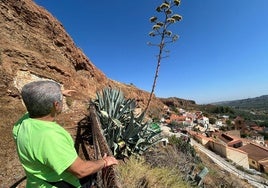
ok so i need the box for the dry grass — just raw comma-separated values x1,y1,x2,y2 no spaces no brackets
117,156,190,188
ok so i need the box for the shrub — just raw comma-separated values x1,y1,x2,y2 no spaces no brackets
118,156,189,188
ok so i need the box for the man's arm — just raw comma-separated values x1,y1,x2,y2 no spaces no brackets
67,155,118,178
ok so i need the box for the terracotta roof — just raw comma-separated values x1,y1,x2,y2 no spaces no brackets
227,139,242,147
193,132,213,141
169,114,186,121
259,157,268,166
218,133,234,143
251,126,264,132
239,143,268,161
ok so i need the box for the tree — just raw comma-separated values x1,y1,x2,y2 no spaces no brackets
209,117,216,125
226,119,232,126
144,0,182,114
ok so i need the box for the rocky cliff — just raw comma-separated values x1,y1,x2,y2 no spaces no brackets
0,0,167,186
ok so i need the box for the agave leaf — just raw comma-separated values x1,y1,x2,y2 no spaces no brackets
113,142,119,156
113,98,123,118
135,137,146,148
117,99,134,119
146,131,160,142
100,110,109,118
96,91,104,109
128,99,136,109
111,118,122,127
122,148,129,158
124,123,141,140
111,89,122,116
123,114,135,136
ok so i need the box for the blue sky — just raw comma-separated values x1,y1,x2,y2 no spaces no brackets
34,0,268,104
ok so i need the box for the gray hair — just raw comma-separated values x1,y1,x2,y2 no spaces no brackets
21,80,62,118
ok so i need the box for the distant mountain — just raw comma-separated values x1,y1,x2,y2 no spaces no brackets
211,95,268,111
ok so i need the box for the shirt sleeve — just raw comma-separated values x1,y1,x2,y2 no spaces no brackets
38,128,78,175
13,113,29,141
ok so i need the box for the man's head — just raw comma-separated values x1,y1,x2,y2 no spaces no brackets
21,80,63,118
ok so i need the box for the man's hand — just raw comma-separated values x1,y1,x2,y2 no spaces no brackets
102,153,119,167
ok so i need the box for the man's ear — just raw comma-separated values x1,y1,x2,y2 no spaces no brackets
53,101,62,112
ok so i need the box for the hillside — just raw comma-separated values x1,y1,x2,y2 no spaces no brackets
212,95,268,112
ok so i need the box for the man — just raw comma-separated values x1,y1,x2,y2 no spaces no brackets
13,80,118,187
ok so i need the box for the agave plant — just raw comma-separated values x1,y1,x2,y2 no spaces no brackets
93,87,163,159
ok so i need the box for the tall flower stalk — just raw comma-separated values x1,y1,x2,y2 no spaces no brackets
144,0,182,114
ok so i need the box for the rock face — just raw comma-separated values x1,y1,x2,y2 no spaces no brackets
160,97,196,108
0,0,166,186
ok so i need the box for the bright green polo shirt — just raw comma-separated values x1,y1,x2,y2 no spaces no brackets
13,113,81,187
